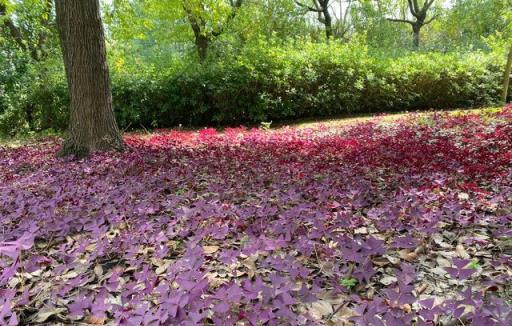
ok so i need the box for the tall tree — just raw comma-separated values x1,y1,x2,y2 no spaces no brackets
295,0,334,39
55,0,124,157
387,0,438,48
183,0,244,62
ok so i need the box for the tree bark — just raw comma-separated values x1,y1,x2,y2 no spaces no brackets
387,0,436,49
322,7,333,40
412,24,421,49
55,0,124,157
184,1,243,63
295,0,333,41
502,45,512,103
195,35,209,63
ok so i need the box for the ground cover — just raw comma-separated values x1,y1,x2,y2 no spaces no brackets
1,107,511,325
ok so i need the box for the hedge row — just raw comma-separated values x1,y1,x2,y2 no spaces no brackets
0,44,505,135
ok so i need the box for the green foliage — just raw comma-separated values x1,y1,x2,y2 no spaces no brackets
1,0,510,136
468,260,481,270
0,56,68,136
1,41,504,135
339,277,358,290
440,0,510,49
107,41,503,130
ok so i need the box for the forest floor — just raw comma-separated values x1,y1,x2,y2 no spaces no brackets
1,106,511,325
0,107,501,148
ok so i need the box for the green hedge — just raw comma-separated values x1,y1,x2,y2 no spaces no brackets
1,43,505,135
112,45,503,129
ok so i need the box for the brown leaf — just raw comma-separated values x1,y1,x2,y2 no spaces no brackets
379,275,397,286
242,255,258,278
456,244,470,259
415,283,428,295
85,315,106,325
203,245,220,255
372,256,390,267
414,245,426,255
432,233,452,249
94,265,103,278
436,256,452,268
458,192,469,200
354,227,368,235
309,300,333,320
399,249,417,262
385,255,401,265
332,305,356,324
155,261,172,275
34,307,66,323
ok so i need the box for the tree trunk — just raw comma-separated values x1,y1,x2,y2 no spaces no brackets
412,24,421,49
55,0,124,157
502,45,512,103
323,9,333,40
195,35,209,63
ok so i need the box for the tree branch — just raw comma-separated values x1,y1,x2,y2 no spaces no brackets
212,0,244,37
387,18,414,25
407,0,418,17
182,4,203,39
295,0,322,12
423,13,439,25
411,0,421,13
33,0,54,61
0,3,27,51
425,0,436,10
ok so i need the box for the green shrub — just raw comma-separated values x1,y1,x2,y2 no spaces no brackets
0,57,69,136
1,42,505,135
109,43,502,129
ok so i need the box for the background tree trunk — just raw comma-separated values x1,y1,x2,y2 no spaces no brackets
413,24,421,48
55,0,124,157
323,7,333,40
195,35,209,63
502,45,512,103
387,0,437,49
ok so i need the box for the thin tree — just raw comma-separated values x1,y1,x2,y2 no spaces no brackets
331,0,353,40
502,44,512,103
295,0,334,39
55,0,124,157
387,0,438,48
184,0,244,63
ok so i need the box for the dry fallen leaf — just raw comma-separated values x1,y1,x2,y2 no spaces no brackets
399,249,417,262
85,315,107,325
309,300,334,320
380,275,398,286
456,244,470,259
94,265,103,278
432,233,452,249
458,192,470,200
415,283,428,295
436,256,452,268
203,245,220,254
242,255,258,278
34,307,66,323
372,256,390,267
